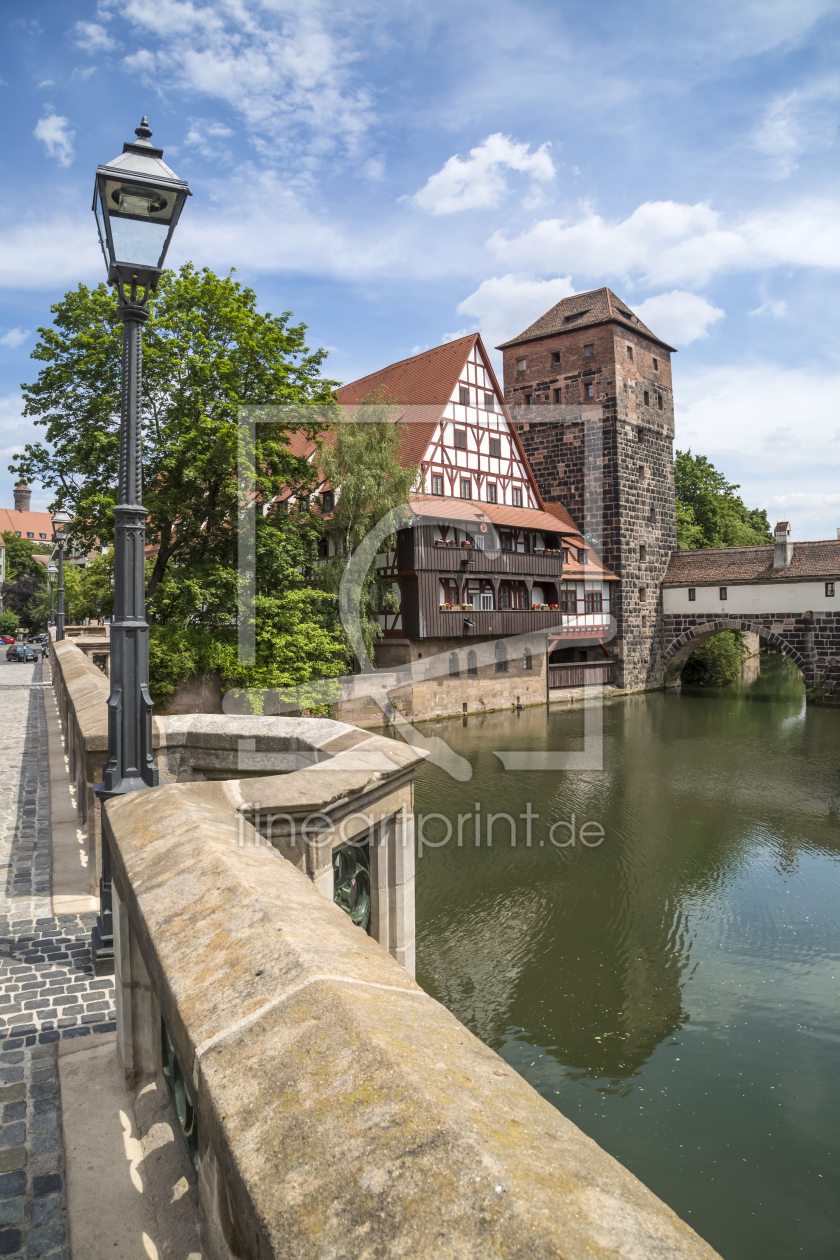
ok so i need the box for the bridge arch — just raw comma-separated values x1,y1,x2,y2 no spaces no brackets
663,619,812,688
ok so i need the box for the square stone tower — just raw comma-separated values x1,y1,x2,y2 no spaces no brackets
498,287,677,690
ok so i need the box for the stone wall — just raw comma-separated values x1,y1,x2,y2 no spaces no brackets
105,783,723,1260
662,612,840,692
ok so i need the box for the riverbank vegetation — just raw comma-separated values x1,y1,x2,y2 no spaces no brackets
682,631,749,686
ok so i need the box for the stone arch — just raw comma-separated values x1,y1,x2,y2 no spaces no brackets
662,620,811,688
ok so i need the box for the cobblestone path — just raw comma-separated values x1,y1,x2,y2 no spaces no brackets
0,655,115,1258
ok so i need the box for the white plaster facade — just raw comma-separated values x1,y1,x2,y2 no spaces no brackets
663,580,837,616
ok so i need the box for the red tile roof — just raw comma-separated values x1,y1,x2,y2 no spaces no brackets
0,508,54,543
663,541,840,585
497,286,676,353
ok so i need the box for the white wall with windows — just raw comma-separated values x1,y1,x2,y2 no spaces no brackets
663,581,838,615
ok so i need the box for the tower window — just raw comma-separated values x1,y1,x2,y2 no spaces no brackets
454,428,467,449
641,614,647,628
525,394,533,406
584,343,594,357
484,392,495,410
688,588,696,601
649,505,656,521
554,387,562,403
638,464,647,481
720,587,728,600
585,383,594,399
513,487,522,507
639,586,647,602
517,359,527,371
639,544,646,561
637,427,644,442
432,474,444,496
489,437,501,458
460,478,471,499
626,345,633,361
459,386,469,406
551,352,561,365
657,394,663,411
653,357,659,371
827,582,835,597
643,390,650,406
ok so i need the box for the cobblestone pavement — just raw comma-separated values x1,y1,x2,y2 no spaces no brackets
0,654,115,1258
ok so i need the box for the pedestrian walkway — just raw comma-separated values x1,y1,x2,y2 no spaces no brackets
0,654,115,1259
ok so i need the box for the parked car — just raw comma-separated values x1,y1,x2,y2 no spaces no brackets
5,643,38,663
0,636,15,645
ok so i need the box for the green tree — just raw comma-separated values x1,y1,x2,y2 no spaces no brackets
674,451,774,549
2,532,51,583
682,631,748,686
318,406,418,664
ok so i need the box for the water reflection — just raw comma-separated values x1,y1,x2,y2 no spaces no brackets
414,654,840,1260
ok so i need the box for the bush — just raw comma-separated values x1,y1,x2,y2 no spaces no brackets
682,631,747,686
0,611,19,635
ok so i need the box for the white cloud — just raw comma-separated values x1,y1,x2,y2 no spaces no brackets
71,21,116,53
33,114,75,167
410,134,555,216
0,216,102,289
0,330,30,350
749,299,787,317
489,198,840,287
633,291,724,346
183,117,233,159
455,273,575,360
71,67,97,82
753,77,840,178
116,0,374,161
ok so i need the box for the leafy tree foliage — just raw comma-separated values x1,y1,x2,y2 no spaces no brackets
1,532,51,583
682,631,749,686
675,451,773,549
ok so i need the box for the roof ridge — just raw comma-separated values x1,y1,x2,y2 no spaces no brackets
339,335,477,391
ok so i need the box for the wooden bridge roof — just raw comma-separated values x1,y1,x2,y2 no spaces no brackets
663,540,840,585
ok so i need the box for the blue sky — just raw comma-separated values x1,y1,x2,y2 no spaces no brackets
2,0,840,537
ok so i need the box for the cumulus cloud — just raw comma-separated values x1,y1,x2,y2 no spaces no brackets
183,117,234,159
633,291,724,345
0,329,31,350
409,134,555,216
488,198,840,287
454,273,576,360
115,0,374,161
0,215,101,289
72,21,117,53
33,114,75,167
749,299,787,318
753,77,840,178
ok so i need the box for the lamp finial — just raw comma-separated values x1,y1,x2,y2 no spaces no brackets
135,116,153,142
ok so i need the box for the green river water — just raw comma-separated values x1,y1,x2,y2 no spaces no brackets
413,654,840,1260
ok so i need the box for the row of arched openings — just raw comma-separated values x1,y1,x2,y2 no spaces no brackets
448,644,533,677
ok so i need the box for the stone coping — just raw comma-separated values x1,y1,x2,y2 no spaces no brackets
104,784,721,1260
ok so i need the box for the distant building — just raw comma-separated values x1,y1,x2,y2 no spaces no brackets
0,484,54,546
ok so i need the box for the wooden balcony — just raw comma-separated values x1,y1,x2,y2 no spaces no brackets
549,661,615,689
397,527,563,579
415,603,565,640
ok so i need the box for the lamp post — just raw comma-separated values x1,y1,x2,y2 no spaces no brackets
90,118,191,967
47,564,58,627
51,513,71,642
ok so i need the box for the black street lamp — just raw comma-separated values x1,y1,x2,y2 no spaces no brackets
47,563,58,627
51,512,71,642
91,118,191,967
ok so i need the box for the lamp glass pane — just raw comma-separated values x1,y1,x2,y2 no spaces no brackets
109,216,169,267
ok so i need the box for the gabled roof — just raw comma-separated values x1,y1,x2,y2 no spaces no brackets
663,540,840,585
0,508,54,542
496,287,677,353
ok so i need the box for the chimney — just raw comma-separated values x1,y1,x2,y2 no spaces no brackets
13,484,31,513
774,521,793,569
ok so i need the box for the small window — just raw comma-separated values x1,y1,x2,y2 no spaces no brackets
584,591,602,613
638,464,647,481
643,390,650,406
827,582,836,597
585,383,594,399
649,505,656,522
523,647,533,670
39,533,46,539
489,437,501,458
460,478,471,499
15,531,20,537
639,544,646,561
484,392,495,410
467,649,478,676
551,352,561,365
584,344,594,357
554,387,562,403
639,586,647,602
449,652,459,678
578,548,587,564
637,427,644,442
652,357,659,371
487,483,497,504
495,641,507,674
641,614,647,629
688,588,696,601
27,532,33,538
321,490,334,512
626,345,634,361
720,587,727,601
512,487,522,507
517,358,527,371
525,394,532,407
657,393,663,411
432,474,444,496
454,428,467,449
459,386,469,406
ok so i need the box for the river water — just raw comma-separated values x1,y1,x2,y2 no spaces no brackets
413,654,840,1260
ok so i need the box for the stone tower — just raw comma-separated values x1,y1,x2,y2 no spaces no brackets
498,287,677,690
13,484,31,513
